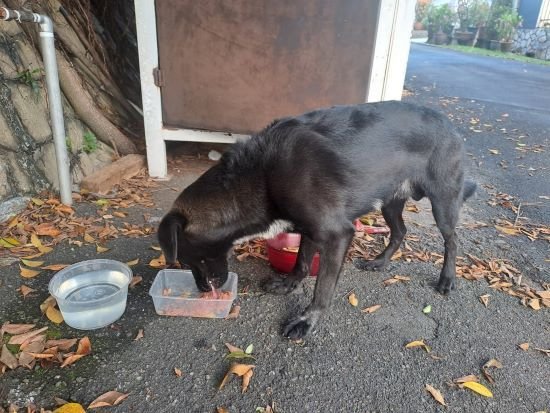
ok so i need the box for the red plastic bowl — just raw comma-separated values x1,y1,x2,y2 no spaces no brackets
266,233,320,277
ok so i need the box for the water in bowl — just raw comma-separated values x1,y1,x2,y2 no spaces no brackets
57,269,128,329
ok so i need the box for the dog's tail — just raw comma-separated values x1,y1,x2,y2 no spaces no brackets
463,180,477,201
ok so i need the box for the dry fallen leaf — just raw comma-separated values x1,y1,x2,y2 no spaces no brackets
52,403,86,413
40,296,57,315
46,338,77,351
495,225,521,236
130,275,142,288
96,244,110,253
35,223,61,237
0,236,20,248
479,294,490,308
46,306,64,324
20,265,41,279
348,292,359,307
219,363,255,392
17,285,36,298
425,384,446,406
88,391,129,409
242,368,254,393
488,149,500,155
61,336,91,368
83,233,95,243
405,340,431,353
528,298,541,310
174,367,183,377
518,342,529,351
31,233,52,254
217,408,229,413
20,259,44,268
384,275,411,286
462,381,493,398
225,343,244,353
134,329,144,341
130,275,143,288
126,258,139,266
149,254,166,268
226,305,241,319
454,375,479,385
361,304,381,314
1,344,19,369
41,264,69,271
482,358,503,384
8,326,48,345
1,323,35,336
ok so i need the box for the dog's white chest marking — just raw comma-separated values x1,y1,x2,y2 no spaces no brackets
234,219,293,244
394,179,412,199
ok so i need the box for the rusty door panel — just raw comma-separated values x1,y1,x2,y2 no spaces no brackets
156,0,378,134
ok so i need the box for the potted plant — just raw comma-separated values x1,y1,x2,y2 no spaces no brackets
469,0,491,48
486,0,514,49
414,0,431,30
424,4,456,45
455,0,475,45
496,9,521,52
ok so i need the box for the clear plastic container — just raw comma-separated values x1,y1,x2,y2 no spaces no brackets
149,270,238,318
48,259,132,330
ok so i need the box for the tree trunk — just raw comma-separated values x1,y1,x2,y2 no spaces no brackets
0,0,142,207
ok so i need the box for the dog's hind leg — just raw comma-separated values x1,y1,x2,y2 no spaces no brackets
264,234,317,295
284,226,354,340
430,193,461,294
354,198,407,271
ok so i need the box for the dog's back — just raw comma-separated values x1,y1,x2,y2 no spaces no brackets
248,101,469,222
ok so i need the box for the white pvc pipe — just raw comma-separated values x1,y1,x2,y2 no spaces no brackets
37,15,72,205
1,8,72,205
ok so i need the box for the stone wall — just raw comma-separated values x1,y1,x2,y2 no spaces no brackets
0,13,115,213
514,27,550,60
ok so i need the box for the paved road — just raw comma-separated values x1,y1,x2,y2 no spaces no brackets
1,45,549,413
407,43,550,114
407,44,550,226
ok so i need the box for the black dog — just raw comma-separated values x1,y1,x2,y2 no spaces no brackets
158,101,476,340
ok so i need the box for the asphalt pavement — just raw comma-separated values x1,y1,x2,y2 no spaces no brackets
1,43,549,413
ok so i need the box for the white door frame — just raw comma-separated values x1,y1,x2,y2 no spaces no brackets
135,0,415,179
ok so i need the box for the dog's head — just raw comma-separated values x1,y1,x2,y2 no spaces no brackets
157,210,229,292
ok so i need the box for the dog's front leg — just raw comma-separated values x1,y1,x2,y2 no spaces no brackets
264,234,317,295
284,228,354,340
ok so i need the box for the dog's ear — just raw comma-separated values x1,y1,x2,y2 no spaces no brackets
157,210,187,264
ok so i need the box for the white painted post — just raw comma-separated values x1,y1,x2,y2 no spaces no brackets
134,0,167,179
367,0,416,102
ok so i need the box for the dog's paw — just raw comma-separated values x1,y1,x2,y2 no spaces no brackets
353,257,387,271
283,316,313,340
283,310,321,340
263,276,302,295
436,276,455,295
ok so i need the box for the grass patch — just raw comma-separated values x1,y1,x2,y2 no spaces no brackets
45,328,63,340
441,45,550,66
83,131,98,154
6,343,20,354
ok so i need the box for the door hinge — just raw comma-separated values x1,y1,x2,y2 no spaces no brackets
153,67,163,87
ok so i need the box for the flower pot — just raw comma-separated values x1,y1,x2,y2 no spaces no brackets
500,41,513,53
455,31,475,46
489,40,500,50
433,31,448,45
414,21,424,30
